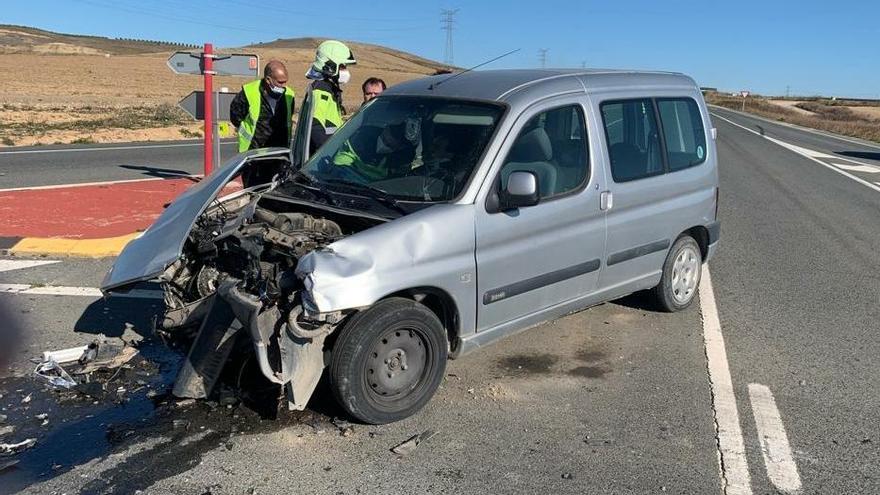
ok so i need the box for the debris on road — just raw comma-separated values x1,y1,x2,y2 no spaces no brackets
34,359,78,389
0,438,37,455
0,425,13,436
79,345,138,374
391,430,437,456
20,393,32,404
42,345,90,364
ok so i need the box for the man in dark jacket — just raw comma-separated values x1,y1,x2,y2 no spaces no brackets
229,60,294,185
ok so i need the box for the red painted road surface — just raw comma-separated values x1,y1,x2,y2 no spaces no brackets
0,178,241,239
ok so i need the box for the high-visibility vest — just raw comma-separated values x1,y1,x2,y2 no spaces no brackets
310,82,344,137
238,80,295,152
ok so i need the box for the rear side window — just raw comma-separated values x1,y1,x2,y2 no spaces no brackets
657,98,707,171
600,99,664,182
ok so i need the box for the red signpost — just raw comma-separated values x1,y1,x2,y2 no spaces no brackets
202,43,214,176
168,46,258,177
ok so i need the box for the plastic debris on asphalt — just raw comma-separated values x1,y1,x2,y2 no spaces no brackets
391,429,437,455
33,359,78,389
0,438,37,455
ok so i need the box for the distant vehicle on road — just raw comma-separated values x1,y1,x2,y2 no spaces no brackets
102,69,720,424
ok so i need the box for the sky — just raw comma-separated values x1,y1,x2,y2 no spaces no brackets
4,0,879,98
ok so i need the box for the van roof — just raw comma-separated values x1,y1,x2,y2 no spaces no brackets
384,69,699,104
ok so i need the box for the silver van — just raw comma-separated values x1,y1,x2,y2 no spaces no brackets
103,69,719,424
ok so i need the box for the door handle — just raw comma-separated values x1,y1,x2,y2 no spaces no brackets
600,191,613,211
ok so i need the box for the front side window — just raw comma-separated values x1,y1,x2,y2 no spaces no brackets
657,98,707,171
299,96,504,202
498,105,588,199
601,99,664,182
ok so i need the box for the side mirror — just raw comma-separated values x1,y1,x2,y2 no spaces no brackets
501,170,540,210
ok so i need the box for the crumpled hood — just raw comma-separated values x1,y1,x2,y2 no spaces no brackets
295,203,476,312
101,148,290,292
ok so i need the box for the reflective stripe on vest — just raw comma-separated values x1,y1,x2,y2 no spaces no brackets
311,86,343,135
238,80,295,153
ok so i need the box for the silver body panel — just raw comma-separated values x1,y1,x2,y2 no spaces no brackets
104,69,719,358
101,148,289,291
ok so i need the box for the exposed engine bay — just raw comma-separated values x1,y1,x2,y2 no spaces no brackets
156,187,384,410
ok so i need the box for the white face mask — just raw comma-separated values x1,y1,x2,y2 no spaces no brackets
337,69,351,85
270,85,285,95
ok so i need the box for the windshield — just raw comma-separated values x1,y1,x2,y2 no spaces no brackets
299,96,505,202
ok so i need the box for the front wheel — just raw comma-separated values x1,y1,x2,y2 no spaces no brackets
652,235,702,312
329,298,448,424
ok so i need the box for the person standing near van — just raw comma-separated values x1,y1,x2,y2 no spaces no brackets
303,40,357,155
230,60,295,152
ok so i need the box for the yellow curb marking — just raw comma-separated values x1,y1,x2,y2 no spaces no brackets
9,233,139,258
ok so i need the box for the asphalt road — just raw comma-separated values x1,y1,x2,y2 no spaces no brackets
0,111,878,494
0,140,238,190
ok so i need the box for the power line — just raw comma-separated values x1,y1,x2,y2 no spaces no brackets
538,48,548,68
441,9,459,65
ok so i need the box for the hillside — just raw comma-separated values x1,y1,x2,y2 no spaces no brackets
0,24,197,55
0,25,449,146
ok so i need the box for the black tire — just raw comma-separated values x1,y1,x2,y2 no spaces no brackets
652,235,702,312
329,297,448,424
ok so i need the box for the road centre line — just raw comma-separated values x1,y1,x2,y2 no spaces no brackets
0,141,230,155
0,283,162,298
699,266,752,495
711,113,880,194
747,384,802,494
0,175,199,193
0,260,60,273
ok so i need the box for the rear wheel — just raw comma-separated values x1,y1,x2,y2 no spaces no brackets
652,235,702,312
329,298,447,424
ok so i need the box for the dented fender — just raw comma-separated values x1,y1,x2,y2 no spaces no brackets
295,204,479,336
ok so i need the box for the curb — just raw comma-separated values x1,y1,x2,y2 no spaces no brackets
1,233,137,258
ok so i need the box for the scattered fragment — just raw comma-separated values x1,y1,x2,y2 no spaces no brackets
0,438,37,455
35,413,48,420
34,359,78,389
172,419,191,430
0,426,13,436
0,414,6,423
391,430,437,455
79,346,139,374
41,345,89,364
21,394,32,404
562,473,573,480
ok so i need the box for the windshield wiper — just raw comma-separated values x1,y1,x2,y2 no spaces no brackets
288,171,336,206
321,178,407,215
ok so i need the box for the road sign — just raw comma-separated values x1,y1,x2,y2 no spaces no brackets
178,91,237,121
740,91,750,98
167,51,259,77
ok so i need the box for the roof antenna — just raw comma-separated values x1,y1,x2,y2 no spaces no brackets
429,48,520,90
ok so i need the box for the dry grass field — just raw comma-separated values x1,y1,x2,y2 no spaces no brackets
707,93,880,143
0,25,448,146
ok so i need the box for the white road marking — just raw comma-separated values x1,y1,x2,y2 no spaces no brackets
0,141,233,155
0,175,199,193
0,283,162,299
699,266,752,495
0,283,102,297
712,113,880,194
748,384,802,494
0,260,60,273
831,163,880,173
709,105,880,152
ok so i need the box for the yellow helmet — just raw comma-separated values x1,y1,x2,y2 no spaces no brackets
311,40,357,77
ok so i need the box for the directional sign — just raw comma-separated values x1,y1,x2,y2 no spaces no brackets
167,51,259,77
178,91,237,121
